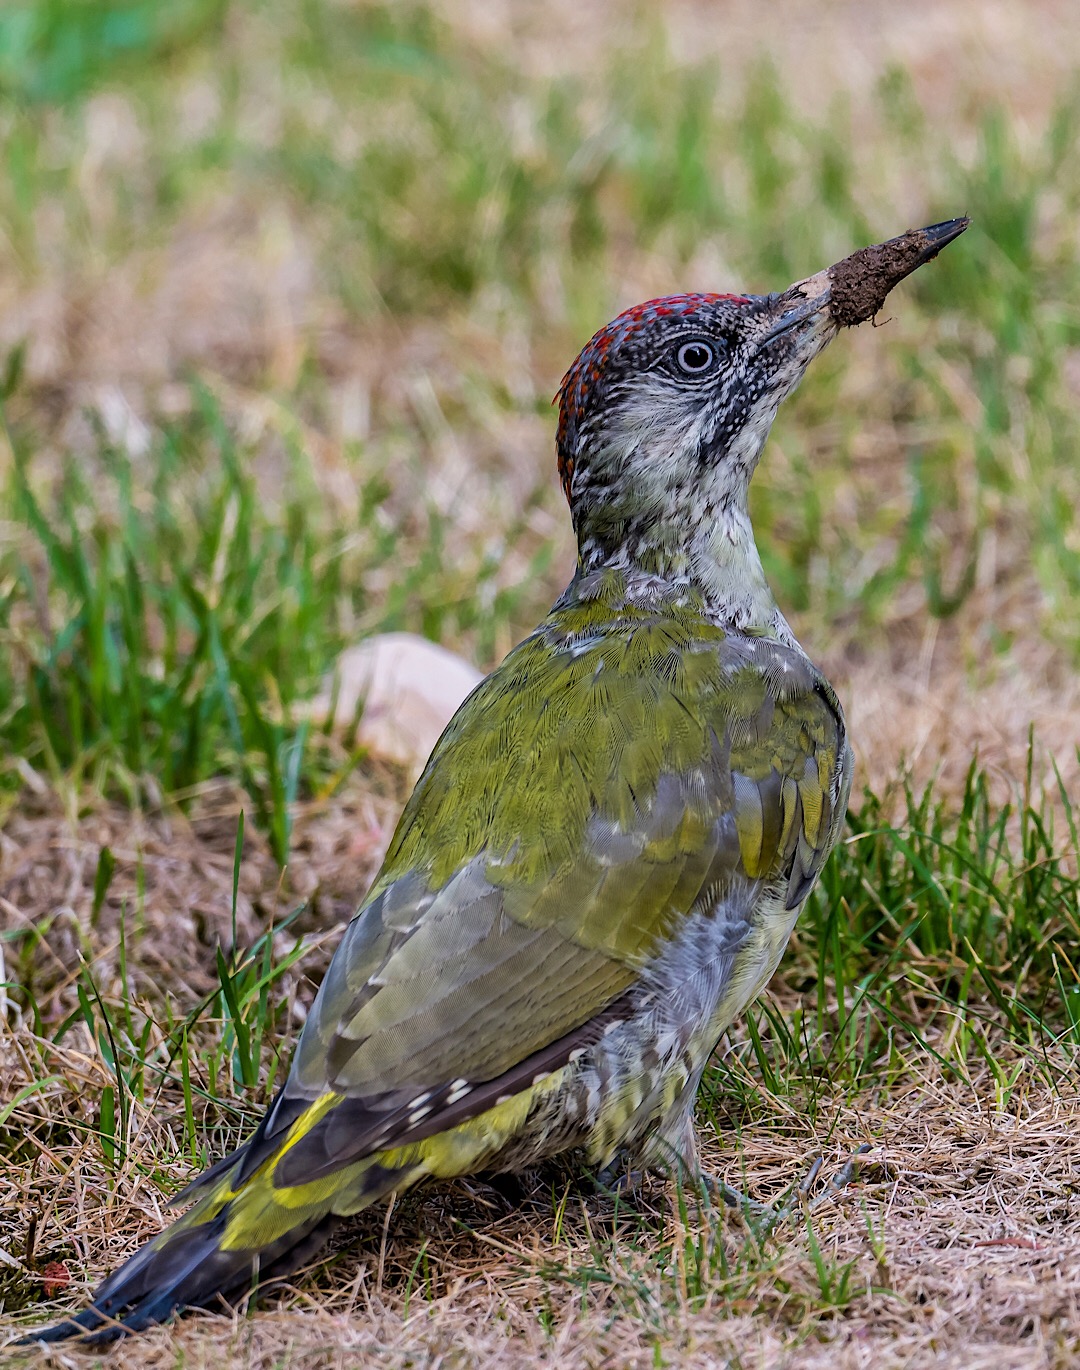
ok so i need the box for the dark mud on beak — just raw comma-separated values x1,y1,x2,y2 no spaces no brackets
828,217,970,327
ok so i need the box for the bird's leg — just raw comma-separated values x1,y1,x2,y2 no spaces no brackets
593,1088,700,1200
698,1167,799,1225
593,1152,767,1214
593,1154,646,1199
597,1090,871,1233
595,1149,774,1221
700,1157,823,1232
808,1143,873,1209
700,1143,872,1237
619,1097,782,1221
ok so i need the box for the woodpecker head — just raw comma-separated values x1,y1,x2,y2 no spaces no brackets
556,219,969,575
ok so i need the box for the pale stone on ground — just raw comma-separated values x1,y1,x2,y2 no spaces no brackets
308,632,483,776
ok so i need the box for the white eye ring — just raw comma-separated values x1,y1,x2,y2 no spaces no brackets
676,340,715,374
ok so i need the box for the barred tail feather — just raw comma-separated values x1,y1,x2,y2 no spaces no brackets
20,1089,436,1345
22,1196,339,1347
21,1053,574,1343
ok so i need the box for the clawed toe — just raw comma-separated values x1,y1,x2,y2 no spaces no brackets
593,1162,646,1199
695,1143,872,1237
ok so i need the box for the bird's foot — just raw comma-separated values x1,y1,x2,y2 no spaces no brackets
699,1143,872,1239
593,1159,646,1200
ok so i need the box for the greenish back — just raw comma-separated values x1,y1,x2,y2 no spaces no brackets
241,568,848,1183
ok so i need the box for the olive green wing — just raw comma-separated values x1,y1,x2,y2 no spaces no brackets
723,648,852,908
214,614,847,1191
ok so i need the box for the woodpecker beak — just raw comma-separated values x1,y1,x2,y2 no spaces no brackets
772,217,971,338
759,290,832,344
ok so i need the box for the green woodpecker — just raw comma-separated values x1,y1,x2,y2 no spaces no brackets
30,219,968,1343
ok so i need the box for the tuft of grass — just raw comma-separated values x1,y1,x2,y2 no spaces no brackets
2,393,346,858
0,0,227,106
704,751,1080,1147
1,4,1079,839
0,385,547,856
2,753,1076,1332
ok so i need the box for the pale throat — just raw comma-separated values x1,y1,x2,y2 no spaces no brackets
691,504,796,644
576,493,796,646
571,396,803,644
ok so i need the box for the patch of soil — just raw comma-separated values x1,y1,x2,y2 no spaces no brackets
828,218,970,326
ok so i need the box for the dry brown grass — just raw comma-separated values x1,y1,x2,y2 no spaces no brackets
2,780,1079,1367
11,1074,1080,1370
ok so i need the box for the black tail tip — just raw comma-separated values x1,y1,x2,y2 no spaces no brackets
12,1303,124,1348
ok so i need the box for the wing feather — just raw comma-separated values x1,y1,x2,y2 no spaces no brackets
221,598,849,1191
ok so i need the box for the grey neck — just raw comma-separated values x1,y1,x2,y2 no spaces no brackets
575,502,801,648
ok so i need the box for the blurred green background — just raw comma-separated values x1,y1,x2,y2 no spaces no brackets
2,0,1079,841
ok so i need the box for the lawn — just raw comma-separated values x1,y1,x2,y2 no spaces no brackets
2,2,1080,1366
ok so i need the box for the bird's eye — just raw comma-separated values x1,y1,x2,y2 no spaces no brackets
675,340,716,374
